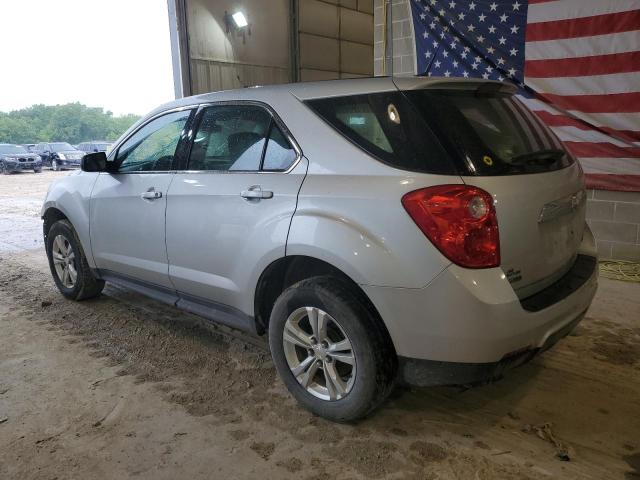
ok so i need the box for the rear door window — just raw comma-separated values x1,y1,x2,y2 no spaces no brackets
187,105,298,172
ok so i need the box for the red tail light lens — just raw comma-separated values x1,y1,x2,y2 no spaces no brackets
401,185,500,268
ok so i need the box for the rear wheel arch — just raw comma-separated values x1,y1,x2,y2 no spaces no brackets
254,255,396,354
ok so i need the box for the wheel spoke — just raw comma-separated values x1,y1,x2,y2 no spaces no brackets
54,235,65,253
323,361,347,400
283,321,312,349
307,307,319,339
291,355,315,378
327,351,354,366
62,266,70,286
65,241,73,256
52,252,65,264
299,359,320,388
68,263,77,283
328,338,351,352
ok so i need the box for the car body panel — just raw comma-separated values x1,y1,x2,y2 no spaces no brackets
463,163,586,299
166,158,309,316
89,172,176,288
41,171,99,266
288,171,459,288
363,224,597,362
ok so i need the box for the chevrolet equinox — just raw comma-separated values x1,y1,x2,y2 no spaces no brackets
42,77,598,421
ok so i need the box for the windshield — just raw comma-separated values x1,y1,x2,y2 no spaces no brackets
404,89,573,175
51,142,76,151
0,145,28,154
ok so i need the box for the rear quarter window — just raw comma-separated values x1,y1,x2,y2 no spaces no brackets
305,92,458,175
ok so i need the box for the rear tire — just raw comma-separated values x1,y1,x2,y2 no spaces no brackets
34,168,42,173
46,219,104,300
268,275,396,422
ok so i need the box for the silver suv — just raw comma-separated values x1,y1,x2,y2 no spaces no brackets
42,78,598,421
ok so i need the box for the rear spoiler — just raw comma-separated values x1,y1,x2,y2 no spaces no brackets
393,77,518,96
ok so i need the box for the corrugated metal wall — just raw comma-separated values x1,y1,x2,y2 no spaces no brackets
184,0,291,95
297,0,374,81
172,0,374,95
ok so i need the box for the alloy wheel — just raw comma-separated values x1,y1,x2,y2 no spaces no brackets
51,234,77,288
282,306,356,401
52,160,58,171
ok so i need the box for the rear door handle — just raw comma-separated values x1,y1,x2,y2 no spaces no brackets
141,189,162,200
241,186,273,200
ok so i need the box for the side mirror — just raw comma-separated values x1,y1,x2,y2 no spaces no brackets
81,151,110,172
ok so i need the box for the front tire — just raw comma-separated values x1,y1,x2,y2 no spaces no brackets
46,220,105,300
1,162,11,175
51,159,59,171
269,276,396,422
34,168,42,173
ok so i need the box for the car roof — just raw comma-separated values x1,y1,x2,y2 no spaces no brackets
150,76,511,114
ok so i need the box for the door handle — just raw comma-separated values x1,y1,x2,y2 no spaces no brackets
141,189,162,200
241,186,273,200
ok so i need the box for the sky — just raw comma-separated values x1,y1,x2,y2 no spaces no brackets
0,0,175,116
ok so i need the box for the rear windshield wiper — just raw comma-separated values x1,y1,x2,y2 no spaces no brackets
509,148,565,165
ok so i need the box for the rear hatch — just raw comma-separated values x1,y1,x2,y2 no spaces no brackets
403,84,586,297
304,79,586,298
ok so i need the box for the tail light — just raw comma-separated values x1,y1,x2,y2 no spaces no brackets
401,185,500,268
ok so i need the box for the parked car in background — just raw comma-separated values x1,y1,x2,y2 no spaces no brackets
34,142,84,170
41,77,598,421
22,144,36,153
0,144,42,173
77,141,112,154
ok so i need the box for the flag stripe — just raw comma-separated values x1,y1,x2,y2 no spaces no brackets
537,91,640,114
580,158,640,175
525,51,640,77
520,97,640,133
526,10,640,42
533,111,640,143
553,126,638,148
585,174,640,191
527,0,640,23
526,72,640,96
564,141,640,158
525,31,640,61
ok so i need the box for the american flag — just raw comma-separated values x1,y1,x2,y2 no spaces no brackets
410,0,640,191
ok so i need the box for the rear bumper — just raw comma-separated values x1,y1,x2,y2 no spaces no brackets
398,309,585,386
362,225,598,377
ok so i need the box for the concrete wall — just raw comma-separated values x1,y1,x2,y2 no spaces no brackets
184,0,291,95
587,190,640,261
373,0,414,76
297,0,374,81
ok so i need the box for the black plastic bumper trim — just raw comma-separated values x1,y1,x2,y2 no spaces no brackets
398,311,585,387
520,254,597,313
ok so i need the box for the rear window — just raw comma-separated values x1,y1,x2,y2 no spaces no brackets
306,89,573,176
405,90,573,175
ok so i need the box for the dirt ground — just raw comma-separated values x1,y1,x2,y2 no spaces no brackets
0,170,639,479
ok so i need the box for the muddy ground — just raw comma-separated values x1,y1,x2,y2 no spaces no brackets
0,170,639,479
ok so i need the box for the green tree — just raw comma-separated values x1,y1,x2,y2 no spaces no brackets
0,103,140,144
